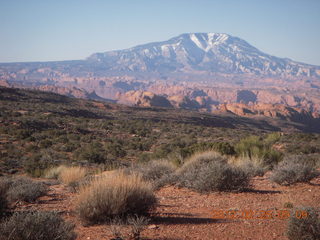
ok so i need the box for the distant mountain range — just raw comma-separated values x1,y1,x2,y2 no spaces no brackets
88,32,320,78
1,33,320,119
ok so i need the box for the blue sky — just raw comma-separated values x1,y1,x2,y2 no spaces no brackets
1,0,320,65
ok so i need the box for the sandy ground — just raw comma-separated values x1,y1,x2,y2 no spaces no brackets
16,172,320,240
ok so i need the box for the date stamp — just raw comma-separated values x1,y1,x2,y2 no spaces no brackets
212,209,309,220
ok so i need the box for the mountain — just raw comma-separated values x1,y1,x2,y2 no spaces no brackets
2,33,320,80
87,33,320,78
1,33,320,117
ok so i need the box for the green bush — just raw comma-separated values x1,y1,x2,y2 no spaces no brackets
6,176,47,203
177,151,250,192
0,211,76,240
24,150,64,177
287,207,320,240
235,135,282,168
270,156,318,186
79,142,109,164
80,147,106,164
264,132,282,145
215,142,236,155
105,141,126,158
262,149,283,167
182,142,236,158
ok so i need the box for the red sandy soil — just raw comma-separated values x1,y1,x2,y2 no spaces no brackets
16,172,320,240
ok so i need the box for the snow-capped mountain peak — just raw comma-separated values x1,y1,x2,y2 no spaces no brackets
87,33,320,78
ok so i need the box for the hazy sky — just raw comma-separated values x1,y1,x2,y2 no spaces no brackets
1,0,320,65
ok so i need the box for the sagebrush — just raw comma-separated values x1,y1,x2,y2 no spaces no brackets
0,211,76,240
287,207,320,240
77,172,156,224
6,176,47,203
129,160,176,189
270,156,318,185
177,151,250,192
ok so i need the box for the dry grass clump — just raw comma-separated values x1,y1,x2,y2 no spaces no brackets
127,214,150,240
0,211,76,240
176,151,250,192
229,156,267,177
77,172,156,224
59,166,87,191
183,151,225,165
44,165,68,179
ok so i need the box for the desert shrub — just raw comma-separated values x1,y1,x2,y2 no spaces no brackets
105,141,126,158
214,142,236,155
231,156,267,177
264,132,282,145
0,211,76,240
235,136,263,157
0,145,23,172
138,152,153,163
270,156,318,186
239,161,266,177
109,218,124,239
128,137,152,151
79,143,107,164
235,135,283,168
25,144,40,153
14,129,33,140
126,120,151,137
182,142,236,158
286,144,320,155
262,149,283,167
6,176,47,203
0,178,9,217
127,214,150,240
282,133,320,154
44,165,68,179
60,142,79,152
59,166,87,191
287,207,320,240
177,151,250,192
39,139,53,148
77,172,156,224
167,152,184,167
132,160,175,182
130,160,176,189
24,149,65,177
150,137,196,160
300,145,320,154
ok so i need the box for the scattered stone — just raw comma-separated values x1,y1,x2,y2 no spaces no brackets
148,224,158,229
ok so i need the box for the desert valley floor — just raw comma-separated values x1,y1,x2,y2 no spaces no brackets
15,171,320,240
